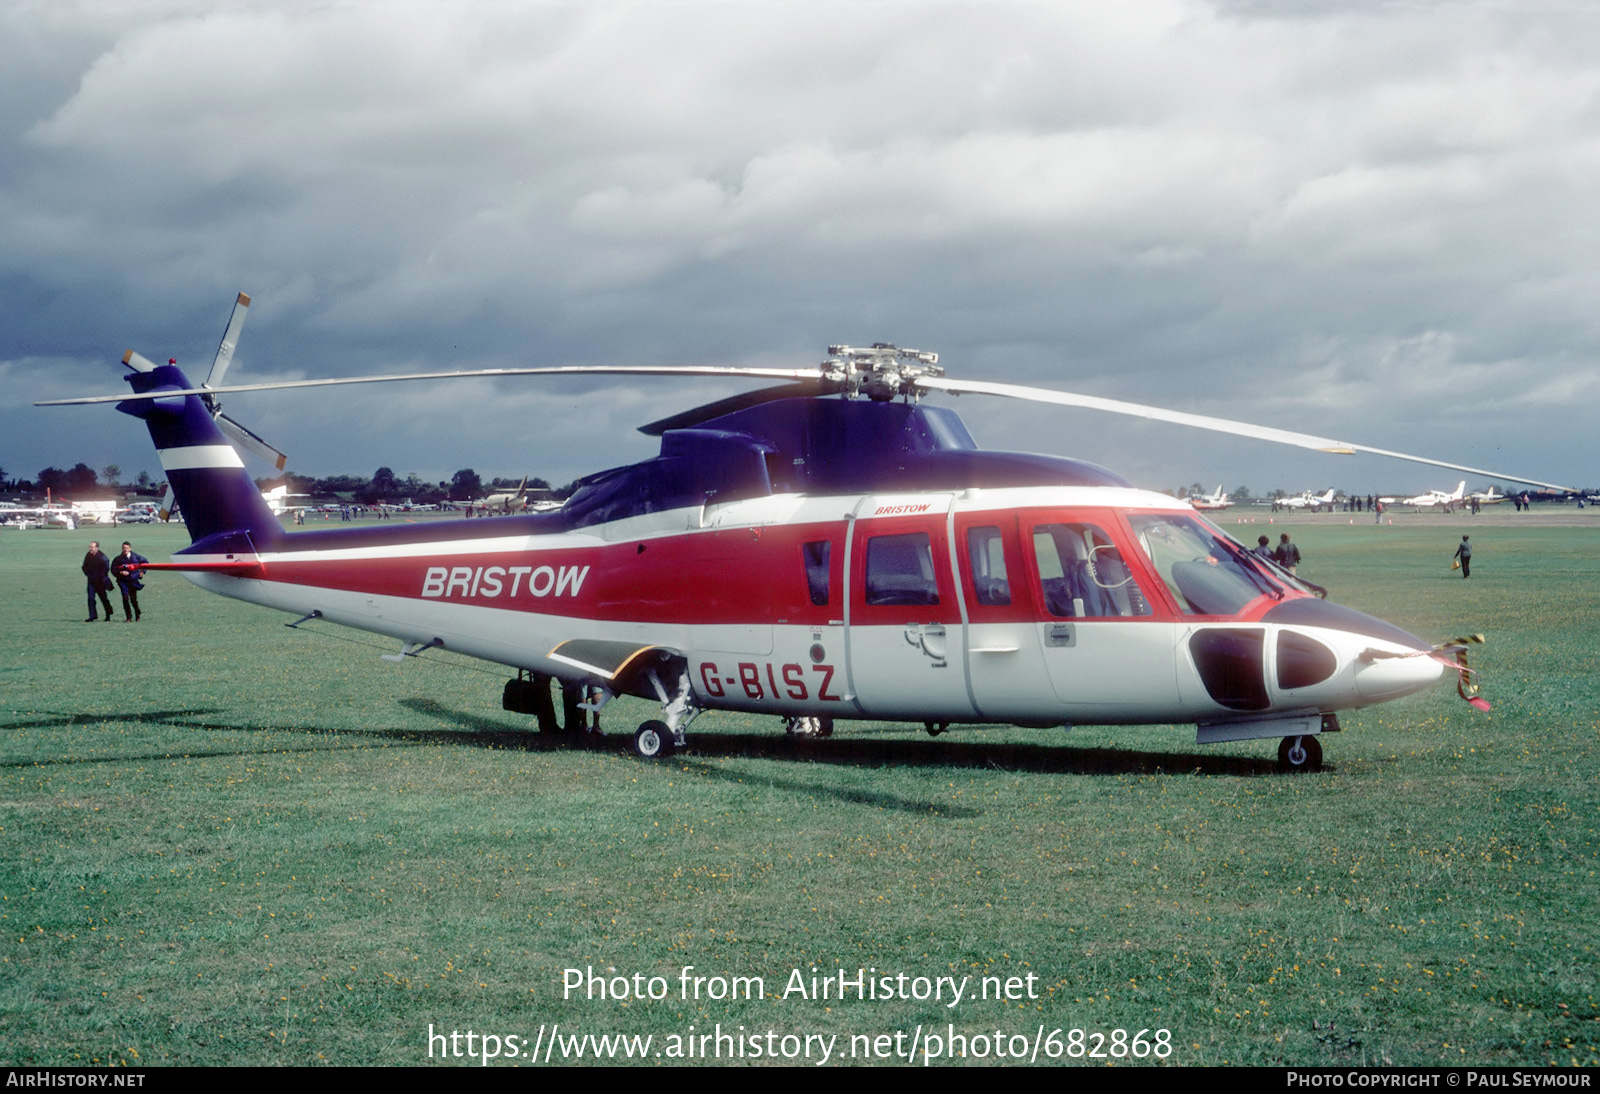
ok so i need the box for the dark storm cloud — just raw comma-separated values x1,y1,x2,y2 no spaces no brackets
3,0,1596,496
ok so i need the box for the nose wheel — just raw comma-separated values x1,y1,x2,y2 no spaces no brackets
1277,734,1323,773
633,720,675,759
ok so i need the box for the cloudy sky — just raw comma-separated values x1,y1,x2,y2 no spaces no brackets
4,0,1596,498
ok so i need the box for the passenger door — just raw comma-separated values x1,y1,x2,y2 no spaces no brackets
846,508,974,720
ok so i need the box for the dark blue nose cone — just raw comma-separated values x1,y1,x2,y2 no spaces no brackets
1262,598,1430,651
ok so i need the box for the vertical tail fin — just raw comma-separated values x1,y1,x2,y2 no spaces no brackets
118,363,282,548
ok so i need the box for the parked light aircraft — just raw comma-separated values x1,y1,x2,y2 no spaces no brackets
0,503,78,530
1280,488,1337,513
261,484,315,518
1405,481,1466,512
1188,486,1233,512
481,477,532,515
42,297,1578,771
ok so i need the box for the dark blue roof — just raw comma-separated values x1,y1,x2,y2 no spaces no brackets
183,396,1128,554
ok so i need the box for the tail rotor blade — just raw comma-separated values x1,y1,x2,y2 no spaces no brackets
206,292,251,388
216,412,288,471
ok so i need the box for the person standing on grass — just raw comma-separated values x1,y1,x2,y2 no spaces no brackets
111,540,148,621
82,540,113,622
1275,533,1301,574
1453,535,1473,579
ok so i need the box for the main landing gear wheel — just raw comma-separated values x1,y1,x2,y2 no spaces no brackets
634,720,675,759
784,716,835,738
1277,734,1322,773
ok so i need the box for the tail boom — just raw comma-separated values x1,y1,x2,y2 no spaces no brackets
118,364,283,547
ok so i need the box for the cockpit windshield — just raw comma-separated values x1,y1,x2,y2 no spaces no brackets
1126,513,1286,616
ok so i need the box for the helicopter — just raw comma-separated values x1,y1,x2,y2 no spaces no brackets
42,296,1577,771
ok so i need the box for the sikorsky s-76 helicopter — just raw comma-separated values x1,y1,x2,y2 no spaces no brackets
43,296,1575,770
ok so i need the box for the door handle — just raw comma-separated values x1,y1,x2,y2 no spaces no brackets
903,623,949,667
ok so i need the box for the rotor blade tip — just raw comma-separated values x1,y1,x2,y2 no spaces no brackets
237,292,251,306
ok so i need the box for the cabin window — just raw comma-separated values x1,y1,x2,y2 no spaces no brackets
864,532,940,606
803,540,831,606
966,526,1011,605
1127,513,1281,616
1031,522,1152,618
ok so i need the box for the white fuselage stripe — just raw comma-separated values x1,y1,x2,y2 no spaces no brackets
158,445,246,470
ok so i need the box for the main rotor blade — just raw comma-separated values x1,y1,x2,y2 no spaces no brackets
206,292,251,388
637,380,833,435
916,375,1577,493
38,364,823,406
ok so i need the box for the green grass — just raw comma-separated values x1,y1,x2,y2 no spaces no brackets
1,516,1596,1066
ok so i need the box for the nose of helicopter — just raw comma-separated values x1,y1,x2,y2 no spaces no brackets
1351,645,1446,701
1261,596,1446,702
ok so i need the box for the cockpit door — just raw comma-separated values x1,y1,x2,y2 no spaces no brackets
1023,512,1186,723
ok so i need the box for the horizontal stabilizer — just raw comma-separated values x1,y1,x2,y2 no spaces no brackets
140,560,266,577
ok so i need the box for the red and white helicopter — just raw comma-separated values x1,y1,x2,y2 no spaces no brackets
42,296,1576,770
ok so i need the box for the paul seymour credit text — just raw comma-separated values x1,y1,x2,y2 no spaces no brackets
424,964,1176,1065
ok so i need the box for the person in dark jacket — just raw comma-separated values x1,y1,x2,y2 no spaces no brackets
82,541,113,622
1274,533,1301,574
1453,535,1472,579
111,541,148,621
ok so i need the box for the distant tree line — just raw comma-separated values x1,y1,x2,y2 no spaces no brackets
263,467,560,505
1,462,563,504
5,463,155,496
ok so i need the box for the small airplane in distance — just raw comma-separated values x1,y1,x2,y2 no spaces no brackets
1188,485,1233,512
0,496,119,529
1469,486,1507,506
481,476,532,515
1280,488,1337,513
1404,481,1466,513
262,485,315,518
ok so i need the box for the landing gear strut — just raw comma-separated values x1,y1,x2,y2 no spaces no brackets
1277,734,1323,773
631,661,700,759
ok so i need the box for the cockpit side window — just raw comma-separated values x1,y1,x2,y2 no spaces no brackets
1031,522,1152,618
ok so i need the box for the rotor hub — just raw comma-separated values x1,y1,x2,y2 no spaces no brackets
822,343,942,401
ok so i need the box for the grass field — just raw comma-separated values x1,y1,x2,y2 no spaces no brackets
2,512,1596,1066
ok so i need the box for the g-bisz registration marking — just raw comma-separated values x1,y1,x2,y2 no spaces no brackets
699,660,843,703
